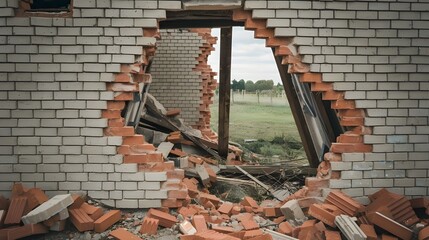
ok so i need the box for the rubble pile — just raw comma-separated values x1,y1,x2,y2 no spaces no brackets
0,181,428,240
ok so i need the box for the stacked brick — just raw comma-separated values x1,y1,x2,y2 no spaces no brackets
150,29,205,127
189,29,218,139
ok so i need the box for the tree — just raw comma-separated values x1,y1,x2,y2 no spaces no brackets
238,79,245,91
245,80,256,92
254,80,274,91
231,79,238,91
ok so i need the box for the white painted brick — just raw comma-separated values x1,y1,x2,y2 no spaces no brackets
115,163,138,173
123,190,145,199
139,199,161,208
138,181,161,190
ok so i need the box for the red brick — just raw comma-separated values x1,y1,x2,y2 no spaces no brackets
0,196,9,210
274,45,293,56
325,190,365,217
114,92,133,101
232,9,251,21
69,194,85,209
4,196,27,224
7,223,48,240
24,188,48,213
360,224,377,240
381,234,399,240
322,90,343,100
118,144,156,155
337,133,363,143
107,101,126,110
278,221,293,236
244,229,263,239
300,73,322,83
170,148,187,157
419,225,429,240
107,82,138,92
308,204,342,228
218,202,233,215
241,217,259,230
124,153,164,164
368,212,412,240
104,127,135,136
122,135,145,145
330,143,373,153
241,197,259,209
102,110,122,119
192,215,208,233
139,216,159,235
311,82,332,92
263,207,281,217
147,208,177,228
178,206,197,218
254,28,274,39
212,225,235,234
94,210,121,233
81,203,104,221
324,230,341,240
110,228,143,240
69,208,94,232
244,18,266,30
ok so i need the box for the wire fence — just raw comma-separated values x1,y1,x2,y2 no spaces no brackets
214,91,289,106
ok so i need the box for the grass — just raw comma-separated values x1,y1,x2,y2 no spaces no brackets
210,96,299,142
210,93,306,163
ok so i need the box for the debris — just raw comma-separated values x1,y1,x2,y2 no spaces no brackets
179,220,197,235
335,214,367,240
140,217,159,235
69,208,94,232
110,228,143,240
308,203,342,227
360,224,377,240
263,228,299,240
94,210,121,233
368,212,413,240
22,194,73,225
147,208,177,228
280,200,305,221
4,197,27,225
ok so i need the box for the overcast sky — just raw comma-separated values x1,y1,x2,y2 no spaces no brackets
207,27,281,84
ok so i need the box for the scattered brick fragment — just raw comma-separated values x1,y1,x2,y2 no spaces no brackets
147,208,177,228
192,214,208,233
81,202,104,221
308,203,342,228
179,220,197,235
94,210,121,233
110,228,143,240
278,221,293,236
218,202,234,215
139,217,159,235
360,224,378,240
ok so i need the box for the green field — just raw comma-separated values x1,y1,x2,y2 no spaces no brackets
210,93,300,142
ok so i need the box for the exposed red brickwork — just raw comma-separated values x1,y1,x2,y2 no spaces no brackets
188,29,218,139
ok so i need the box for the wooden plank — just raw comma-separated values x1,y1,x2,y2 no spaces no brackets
271,49,320,168
235,166,283,201
218,27,233,159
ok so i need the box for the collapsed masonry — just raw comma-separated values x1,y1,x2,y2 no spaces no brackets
1,183,428,239
0,0,428,215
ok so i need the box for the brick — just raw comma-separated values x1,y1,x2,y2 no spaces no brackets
4,196,27,224
360,224,377,240
80,202,103,220
147,208,177,228
7,223,49,240
69,208,94,232
192,215,208,233
94,210,121,233
110,228,143,240
368,212,412,240
140,216,159,235
22,194,73,224
308,204,342,228
280,199,305,221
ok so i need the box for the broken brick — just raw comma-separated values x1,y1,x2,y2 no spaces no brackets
218,202,233,215
94,210,121,233
278,221,293,236
110,228,143,240
241,217,259,230
360,224,377,240
81,203,104,221
192,215,208,233
139,216,159,235
308,203,342,228
179,220,197,235
241,196,259,209
325,190,365,217
147,208,177,228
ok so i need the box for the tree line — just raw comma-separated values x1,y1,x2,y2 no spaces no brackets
231,79,283,93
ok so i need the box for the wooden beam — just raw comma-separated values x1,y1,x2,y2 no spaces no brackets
218,27,233,159
271,49,320,168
